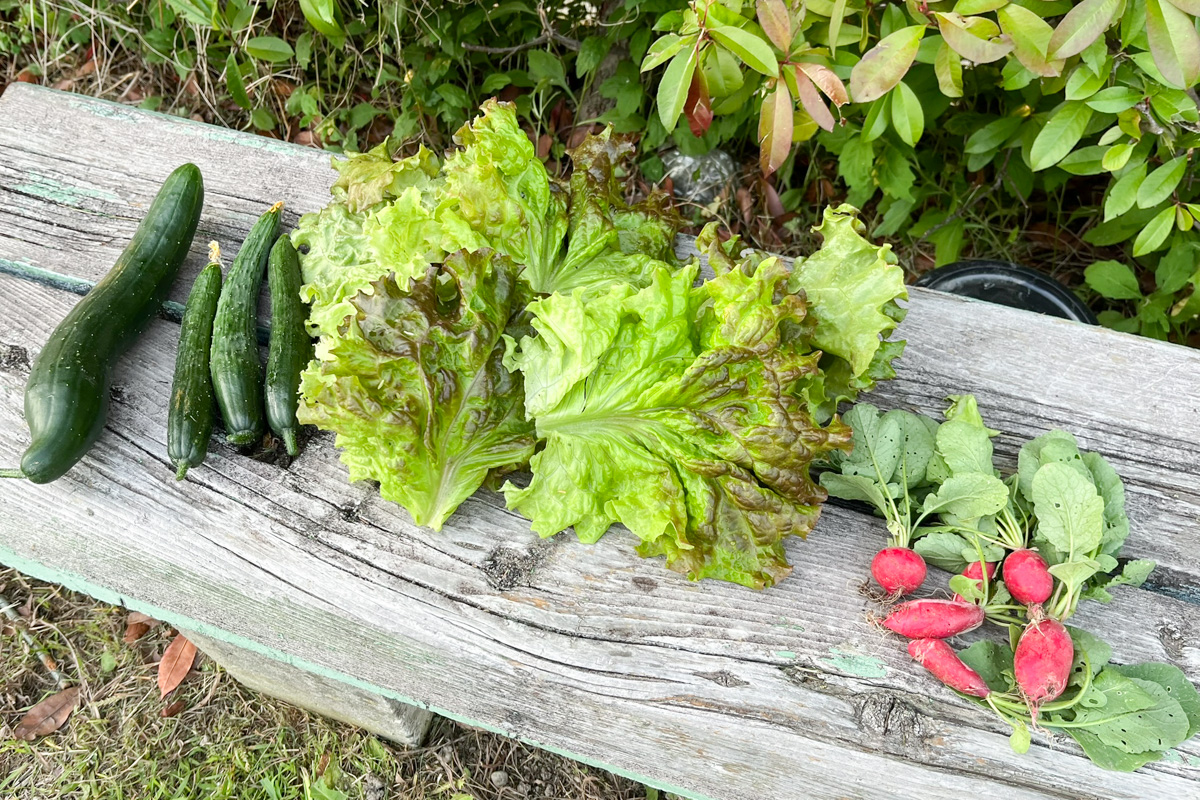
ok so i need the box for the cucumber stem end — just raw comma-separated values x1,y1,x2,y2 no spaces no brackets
0,468,25,479
282,430,299,457
174,463,190,481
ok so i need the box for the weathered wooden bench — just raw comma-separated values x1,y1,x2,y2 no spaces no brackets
1,83,1198,800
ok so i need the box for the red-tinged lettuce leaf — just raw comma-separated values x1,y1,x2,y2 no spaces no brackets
521,129,681,296
503,262,851,589
298,250,535,530
695,204,907,422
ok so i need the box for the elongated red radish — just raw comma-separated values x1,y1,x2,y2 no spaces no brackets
882,599,985,639
952,560,998,603
1003,548,1054,605
908,638,991,698
1014,618,1074,712
871,547,927,596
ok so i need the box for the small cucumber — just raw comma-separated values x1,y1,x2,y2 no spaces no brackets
11,162,203,484
265,237,311,456
168,243,223,480
210,201,282,445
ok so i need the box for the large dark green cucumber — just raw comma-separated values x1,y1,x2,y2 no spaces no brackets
264,236,311,456
210,201,282,445
169,243,223,480
16,163,204,484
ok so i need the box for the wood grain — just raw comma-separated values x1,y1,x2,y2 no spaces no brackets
1,84,1198,799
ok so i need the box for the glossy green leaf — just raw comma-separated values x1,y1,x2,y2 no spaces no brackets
657,45,699,131
926,42,959,100
1146,0,1200,88
1137,155,1188,208
577,35,608,77
1086,86,1142,113
245,36,294,63
965,116,1023,154
1156,241,1197,291
1085,260,1142,299
642,34,686,72
163,0,217,27
1102,143,1134,171
861,94,892,142
710,24,779,76
224,51,251,110
890,82,924,145
955,0,1009,11
1058,145,1108,174
703,45,744,96
249,107,275,130
1047,0,1122,59
936,12,1014,63
298,0,344,41
1065,65,1108,100
849,25,925,102
998,4,1064,76
828,0,849,56
528,50,567,88
1030,101,1093,171
1132,205,1178,256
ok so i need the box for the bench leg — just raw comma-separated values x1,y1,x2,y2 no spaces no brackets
183,630,434,747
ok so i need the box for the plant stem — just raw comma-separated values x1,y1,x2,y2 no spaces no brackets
0,468,24,478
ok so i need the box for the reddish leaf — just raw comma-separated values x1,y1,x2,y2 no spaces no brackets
764,182,785,218
14,686,80,741
124,611,159,644
796,63,849,107
684,69,713,137
756,0,792,53
157,633,198,698
536,133,553,160
15,69,38,84
794,69,835,132
758,82,793,176
736,187,754,223
160,699,186,718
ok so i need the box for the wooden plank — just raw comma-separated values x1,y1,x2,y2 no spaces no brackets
0,84,1199,798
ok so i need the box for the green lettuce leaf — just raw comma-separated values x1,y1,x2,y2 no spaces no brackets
503,261,852,589
521,129,680,296
298,250,535,530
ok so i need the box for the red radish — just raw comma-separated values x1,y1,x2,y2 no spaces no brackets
908,638,991,698
952,560,997,603
882,599,985,639
1014,617,1074,713
1003,549,1054,605
871,547,927,596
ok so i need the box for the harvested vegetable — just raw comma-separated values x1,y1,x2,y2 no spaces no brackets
836,395,1200,770
298,250,535,530
211,202,282,445
1002,548,1053,606
169,243,223,480
1014,617,1074,712
871,547,927,596
908,639,990,698
294,100,909,571
3,163,203,483
882,599,984,639
265,237,310,456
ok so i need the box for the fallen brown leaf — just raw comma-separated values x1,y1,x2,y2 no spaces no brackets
15,69,38,84
157,633,198,698
536,133,553,160
160,699,186,718
123,611,158,644
764,182,785,219
13,686,80,741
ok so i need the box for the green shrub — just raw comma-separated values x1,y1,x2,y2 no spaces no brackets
642,0,1200,341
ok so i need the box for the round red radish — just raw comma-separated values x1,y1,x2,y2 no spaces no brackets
908,638,990,698
871,547,927,596
1003,548,1054,605
953,560,998,603
1014,618,1074,712
882,598,985,639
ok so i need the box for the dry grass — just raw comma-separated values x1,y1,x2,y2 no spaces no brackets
0,569,652,800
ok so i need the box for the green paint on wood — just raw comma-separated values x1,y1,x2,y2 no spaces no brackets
0,257,95,295
1162,750,1185,764
774,651,796,659
817,647,889,679
13,176,123,207
0,543,714,800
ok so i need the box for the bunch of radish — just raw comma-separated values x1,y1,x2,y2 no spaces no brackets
822,401,1199,768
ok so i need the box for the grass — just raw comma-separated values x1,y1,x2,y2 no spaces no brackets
0,568,651,800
